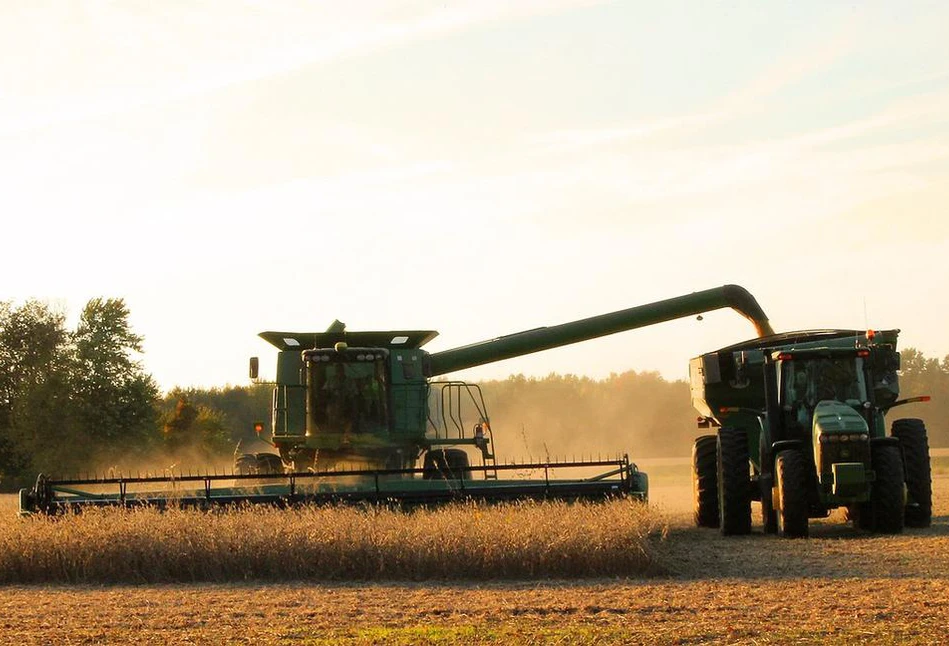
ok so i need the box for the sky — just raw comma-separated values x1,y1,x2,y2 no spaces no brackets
2,1,948,392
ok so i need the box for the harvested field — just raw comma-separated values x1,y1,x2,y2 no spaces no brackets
1,460,947,644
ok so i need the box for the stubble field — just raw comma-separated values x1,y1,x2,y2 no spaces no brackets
1,457,947,645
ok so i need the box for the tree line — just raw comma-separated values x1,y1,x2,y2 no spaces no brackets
1,299,945,491
0,299,269,490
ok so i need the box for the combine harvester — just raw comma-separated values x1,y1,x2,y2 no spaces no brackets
20,285,774,515
690,329,932,538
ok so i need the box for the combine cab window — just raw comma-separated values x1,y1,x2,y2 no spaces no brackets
308,359,389,434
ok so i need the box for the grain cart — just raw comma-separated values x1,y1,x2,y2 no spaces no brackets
20,284,774,515
689,329,932,538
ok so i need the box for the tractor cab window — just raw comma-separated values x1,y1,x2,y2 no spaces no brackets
308,357,388,434
780,356,868,410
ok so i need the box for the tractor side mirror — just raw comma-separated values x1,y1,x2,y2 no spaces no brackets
249,357,259,380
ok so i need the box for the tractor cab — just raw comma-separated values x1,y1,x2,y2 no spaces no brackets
774,349,873,441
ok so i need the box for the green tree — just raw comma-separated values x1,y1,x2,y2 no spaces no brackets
160,384,271,445
69,298,160,461
0,301,69,485
161,389,232,462
899,347,949,447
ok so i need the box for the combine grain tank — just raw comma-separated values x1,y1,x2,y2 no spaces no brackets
689,329,932,538
20,285,774,515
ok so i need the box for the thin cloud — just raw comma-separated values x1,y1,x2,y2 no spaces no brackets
531,25,855,152
0,0,599,137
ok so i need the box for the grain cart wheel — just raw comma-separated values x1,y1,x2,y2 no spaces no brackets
845,505,872,531
870,443,905,534
234,453,258,475
717,427,751,535
255,453,285,475
691,435,719,528
892,419,932,528
775,449,809,538
423,449,471,480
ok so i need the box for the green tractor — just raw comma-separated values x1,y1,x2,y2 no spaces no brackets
21,285,775,514
690,329,932,538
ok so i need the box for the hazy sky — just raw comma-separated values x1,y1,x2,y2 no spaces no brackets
2,1,948,391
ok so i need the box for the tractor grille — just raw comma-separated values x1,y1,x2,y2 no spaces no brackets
817,435,869,471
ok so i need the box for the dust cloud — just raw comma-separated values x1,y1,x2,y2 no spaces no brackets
473,372,698,462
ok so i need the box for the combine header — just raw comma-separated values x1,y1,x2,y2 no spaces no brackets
20,285,774,515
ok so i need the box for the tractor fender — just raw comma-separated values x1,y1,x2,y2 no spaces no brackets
771,439,806,456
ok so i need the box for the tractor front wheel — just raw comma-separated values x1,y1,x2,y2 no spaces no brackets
870,443,905,534
892,419,932,528
692,435,719,528
717,427,751,535
775,449,809,538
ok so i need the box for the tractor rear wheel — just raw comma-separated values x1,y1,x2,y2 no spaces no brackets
717,427,751,535
691,435,719,528
892,419,932,528
870,443,905,534
423,449,471,480
775,449,809,538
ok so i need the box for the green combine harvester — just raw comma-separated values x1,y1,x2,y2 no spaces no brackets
690,329,932,538
19,285,775,515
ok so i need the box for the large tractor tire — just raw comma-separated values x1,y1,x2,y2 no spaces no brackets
691,435,719,528
234,453,259,476
892,418,932,528
717,427,751,535
423,449,471,480
870,443,905,534
775,449,809,538
255,453,285,475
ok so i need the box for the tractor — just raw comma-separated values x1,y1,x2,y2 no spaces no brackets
690,329,932,538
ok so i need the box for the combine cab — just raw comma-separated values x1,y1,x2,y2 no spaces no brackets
20,284,775,515
690,329,932,537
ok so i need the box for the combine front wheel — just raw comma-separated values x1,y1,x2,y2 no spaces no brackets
691,435,719,528
775,449,808,538
255,453,285,475
234,453,258,475
423,449,471,480
717,427,751,535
